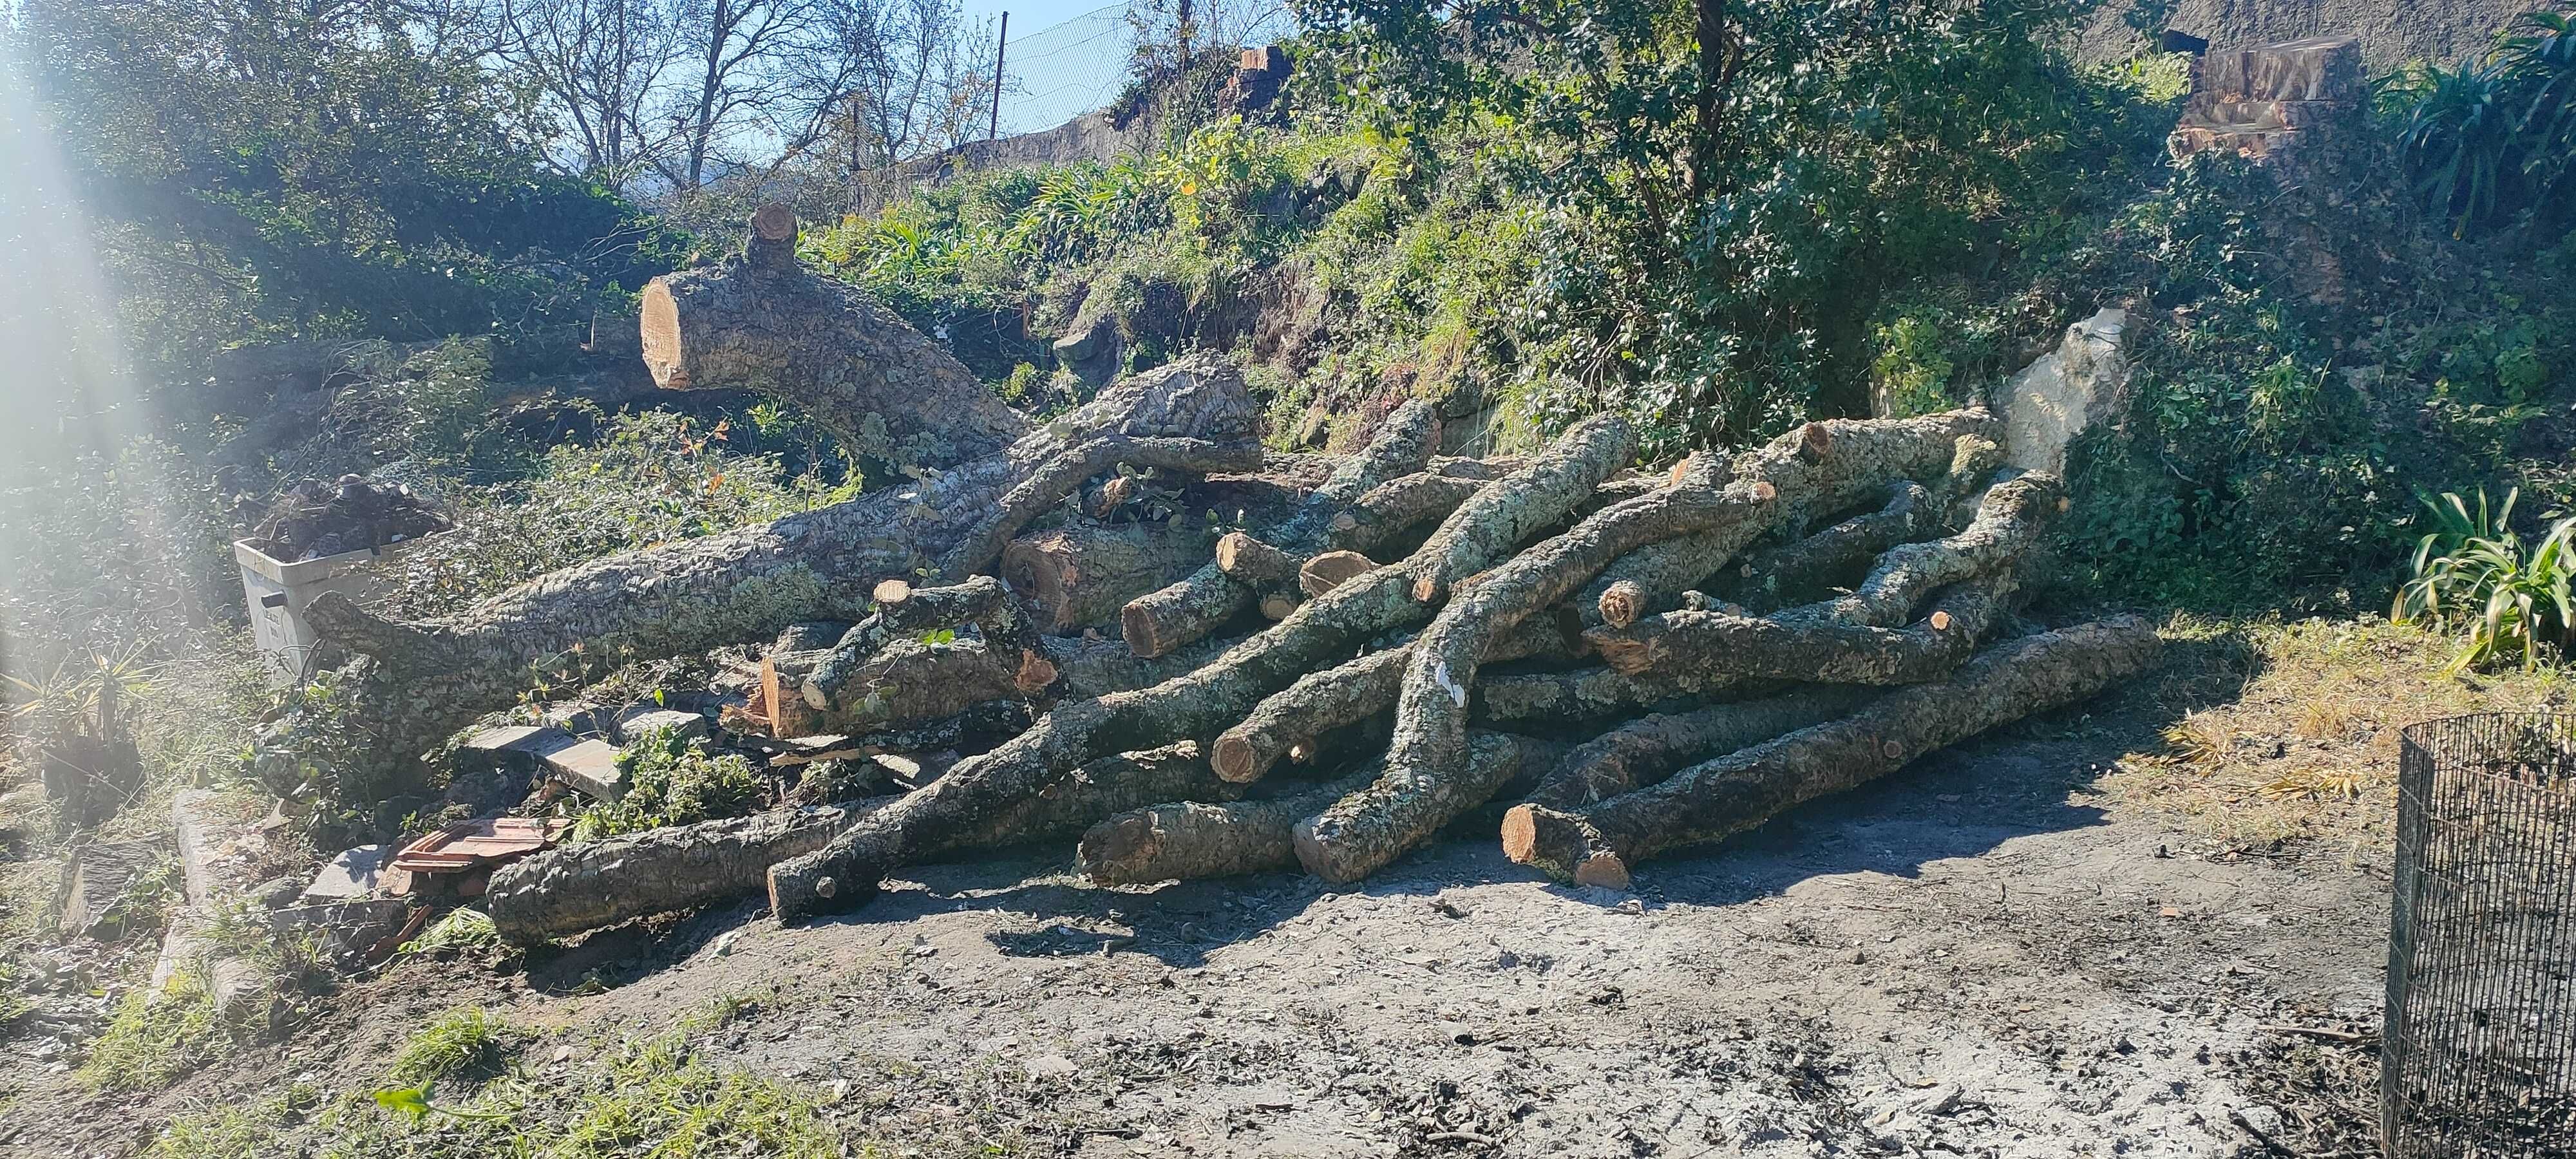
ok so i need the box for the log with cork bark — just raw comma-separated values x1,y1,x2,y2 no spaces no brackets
291,209,2155,944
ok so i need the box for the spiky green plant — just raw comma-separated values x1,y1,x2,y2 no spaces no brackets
2394,488,2576,671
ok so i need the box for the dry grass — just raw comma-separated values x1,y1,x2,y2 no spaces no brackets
2099,614,2570,859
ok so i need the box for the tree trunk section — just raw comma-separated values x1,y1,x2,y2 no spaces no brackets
301,357,1259,775
488,742,1229,942
1002,518,1212,634
640,210,1029,469
1524,686,1873,810
766,413,1634,919
1120,400,1438,657
1290,732,1561,883
1501,617,2159,887
1081,773,1376,884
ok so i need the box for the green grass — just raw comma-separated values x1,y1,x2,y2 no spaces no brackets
82,971,224,1093
388,1006,524,1086
151,1031,856,1159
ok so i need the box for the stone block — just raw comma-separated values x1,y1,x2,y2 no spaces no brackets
301,844,384,905
615,708,710,744
545,738,627,800
455,723,576,774
59,838,169,939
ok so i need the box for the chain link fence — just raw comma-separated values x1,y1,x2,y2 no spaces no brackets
2384,711,2576,1156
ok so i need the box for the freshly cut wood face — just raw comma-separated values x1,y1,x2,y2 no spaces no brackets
639,281,685,388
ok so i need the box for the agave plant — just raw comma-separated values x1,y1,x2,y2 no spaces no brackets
2385,10,2576,236
2393,487,2576,672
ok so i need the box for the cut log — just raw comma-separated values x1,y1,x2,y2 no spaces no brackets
1206,613,1575,787
641,207,1030,467
1582,570,2022,685
1081,773,1376,883
1475,666,1737,722
1351,415,1998,883
803,576,1049,716
1596,580,1651,629
1304,449,1772,884
766,413,1635,919
1721,482,1935,615
1523,687,1875,810
1815,473,2060,628
486,742,1229,942
1501,616,2159,887
1288,731,1564,883
1325,474,1486,556
301,355,1260,779
1297,551,1378,598
1001,518,1211,634
1573,410,2002,628
1121,400,1439,658
1213,532,1298,585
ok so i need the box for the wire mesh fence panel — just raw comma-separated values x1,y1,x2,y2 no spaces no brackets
2385,711,2576,1157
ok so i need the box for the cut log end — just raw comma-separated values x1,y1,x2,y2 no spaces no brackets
751,203,798,241
1498,806,1540,863
1300,551,1377,598
1929,610,1955,631
639,281,686,390
1121,603,1169,659
1014,650,1058,696
1211,735,1260,783
1572,852,1632,890
874,579,914,605
1796,422,1833,464
1597,580,1649,630
1259,592,1300,621
1077,815,1165,884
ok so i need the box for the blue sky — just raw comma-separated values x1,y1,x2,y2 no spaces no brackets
961,0,1139,134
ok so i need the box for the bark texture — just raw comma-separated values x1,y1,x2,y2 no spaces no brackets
303,356,1259,770
1500,617,2159,887
1120,400,1438,658
1001,520,1211,634
639,210,1029,468
1079,771,1376,884
1289,731,1561,883
489,742,1229,941
766,413,1632,919
1524,687,1875,810
1583,570,2023,686
1574,410,2002,627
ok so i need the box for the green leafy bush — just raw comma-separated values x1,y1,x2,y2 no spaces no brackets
2383,10,2576,236
2394,489,2576,670
570,727,762,840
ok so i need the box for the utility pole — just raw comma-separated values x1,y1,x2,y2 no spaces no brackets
989,12,1007,142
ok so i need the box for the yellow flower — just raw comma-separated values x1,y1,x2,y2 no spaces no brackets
1180,181,1198,196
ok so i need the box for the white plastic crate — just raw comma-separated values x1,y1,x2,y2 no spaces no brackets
234,536,436,688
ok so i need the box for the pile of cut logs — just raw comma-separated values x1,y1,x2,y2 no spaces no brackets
299,211,2155,943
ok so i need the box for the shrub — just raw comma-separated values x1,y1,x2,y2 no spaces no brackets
570,727,762,840
2394,488,2576,670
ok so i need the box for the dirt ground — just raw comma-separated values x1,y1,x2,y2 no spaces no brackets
3,693,2397,1158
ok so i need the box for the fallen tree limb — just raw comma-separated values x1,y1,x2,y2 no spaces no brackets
1522,687,1876,810
1307,413,2000,886
1209,614,1577,786
1080,771,1377,884
764,413,1634,920
1287,731,1565,883
486,742,1229,942
1582,570,2023,685
1475,666,1737,722
1121,400,1439,657
303,353,1260,777
1815,473,2061,628
1721,482,1935,616
1573,410,2002,628
1500,616,2159,887
1001,519,1211,634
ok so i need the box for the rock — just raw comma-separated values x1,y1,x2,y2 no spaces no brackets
245,876,303,910
544,738,627,800
1024,1053,1078,1080
1999,307,2126,475
58,839,169,940
301,845,384,905
615,708,709,744
1052,312,1122,386
269,898,415,966
455,723,576,775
